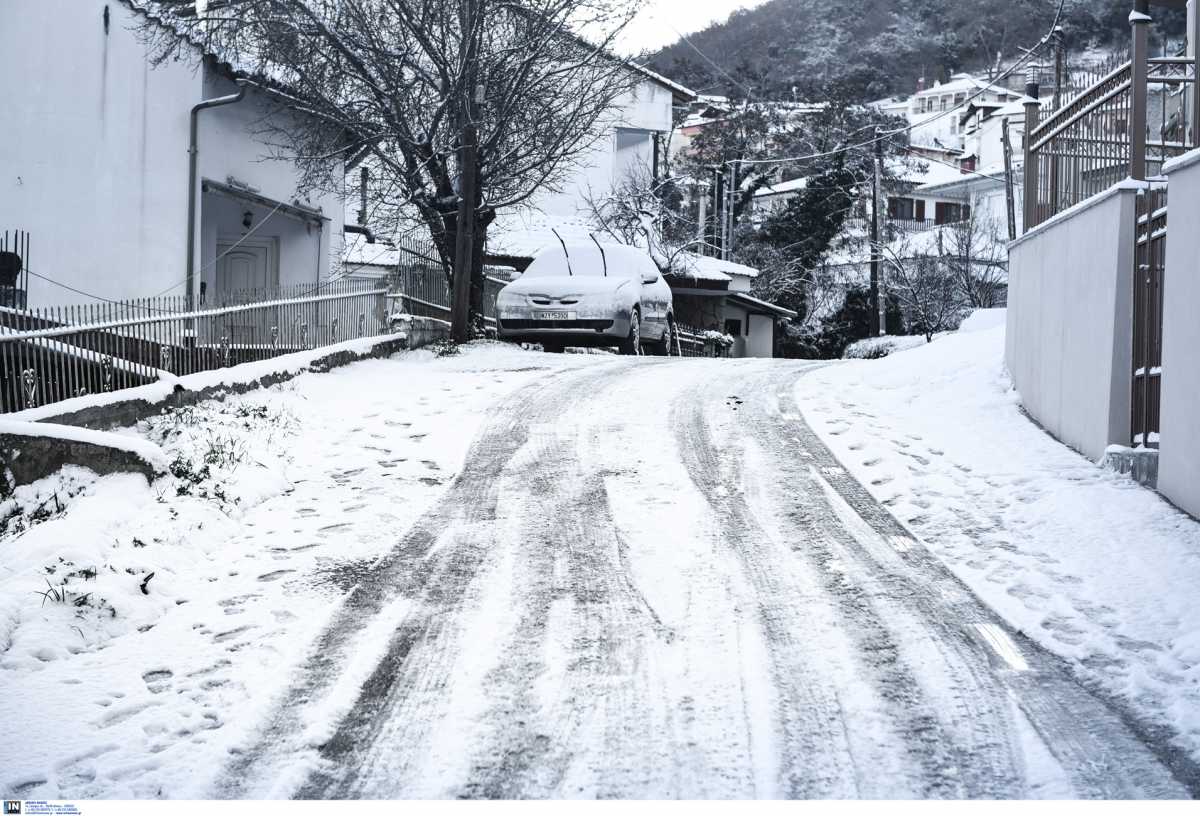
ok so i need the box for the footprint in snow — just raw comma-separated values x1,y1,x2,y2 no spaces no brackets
142,669,174,694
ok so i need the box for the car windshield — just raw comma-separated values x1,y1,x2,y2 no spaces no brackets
523,244,643,279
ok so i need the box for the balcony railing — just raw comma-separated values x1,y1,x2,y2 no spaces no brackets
1025,18,1198,229
843,216,957,237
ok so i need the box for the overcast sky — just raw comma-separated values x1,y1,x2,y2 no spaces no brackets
616,0,772,56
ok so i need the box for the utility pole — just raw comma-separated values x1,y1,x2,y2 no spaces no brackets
870,128,885,336
725,160,739,260
451,0,481,344
711,165,723,258
1001,118,1017,241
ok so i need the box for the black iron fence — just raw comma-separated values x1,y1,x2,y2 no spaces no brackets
0,281,389,413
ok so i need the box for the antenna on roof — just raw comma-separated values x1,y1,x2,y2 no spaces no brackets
551,228,573,276
588,233,608,277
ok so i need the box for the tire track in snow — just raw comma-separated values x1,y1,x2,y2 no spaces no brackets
778,370,1197,798
214,362,636,798
672,366,912,798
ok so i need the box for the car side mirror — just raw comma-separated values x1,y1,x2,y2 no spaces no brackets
641,272,659,284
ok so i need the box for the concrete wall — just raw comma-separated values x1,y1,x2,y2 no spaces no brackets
0,0,342,307
1005,184,1137,461
1158,149,1200,518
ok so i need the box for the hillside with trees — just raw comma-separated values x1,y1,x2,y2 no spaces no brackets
647,0,1187,101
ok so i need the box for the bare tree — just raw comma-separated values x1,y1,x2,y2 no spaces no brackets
581,161,703,272
940,203,1008,308
878,235,968,342
138,0,642,336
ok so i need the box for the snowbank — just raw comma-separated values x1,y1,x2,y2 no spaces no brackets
842,334,931,359
796,310,1200,763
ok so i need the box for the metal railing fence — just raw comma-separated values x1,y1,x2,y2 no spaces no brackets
1027,54,1196,228
0,281,388,413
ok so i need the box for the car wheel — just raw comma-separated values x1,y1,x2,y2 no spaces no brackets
653,319,677,356
619,310,642,356
541,341,564,353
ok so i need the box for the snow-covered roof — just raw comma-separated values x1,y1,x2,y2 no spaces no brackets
891,156,967,186
343,233,404,268
726,291,797,318
886,223,1007,267
915,73,1016,100
754,177,808,198
915,164,1006,196
486,210,616,262
672,253,758,281
631,64,698,103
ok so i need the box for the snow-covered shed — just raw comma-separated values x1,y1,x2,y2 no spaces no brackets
667,253,796,358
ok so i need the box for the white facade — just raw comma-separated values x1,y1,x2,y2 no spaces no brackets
1158,150,1200,518
905,75,1021,150
530,76,678,222
0,0,344,308
1005,185,1137,461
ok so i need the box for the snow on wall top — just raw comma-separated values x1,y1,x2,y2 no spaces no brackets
0,419,169,471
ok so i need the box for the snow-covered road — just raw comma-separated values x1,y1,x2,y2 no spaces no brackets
202,355,1194,798
3,346,1197,799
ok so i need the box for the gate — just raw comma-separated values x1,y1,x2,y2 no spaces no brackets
1131,186,1166,448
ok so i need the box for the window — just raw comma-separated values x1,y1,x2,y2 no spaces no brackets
935,202,970,224
888,197,916,220
724,318,743,337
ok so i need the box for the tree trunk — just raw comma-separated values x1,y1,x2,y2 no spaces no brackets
468,218,490,336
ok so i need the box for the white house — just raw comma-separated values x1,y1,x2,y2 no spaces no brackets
882,74,1023,152
0,0,346,309
485,65,697,265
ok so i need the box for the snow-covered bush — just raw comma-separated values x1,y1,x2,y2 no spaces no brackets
701,330,735,348
843,334,930,360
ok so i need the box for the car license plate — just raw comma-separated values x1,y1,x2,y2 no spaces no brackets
536,310,574,321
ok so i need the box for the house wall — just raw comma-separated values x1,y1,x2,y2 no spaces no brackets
0,0,198,306
1158,150,1200,518
1005,184,1137,461
0,0,342,307
746,314,774,358
197,73,343,289
531,79,675,220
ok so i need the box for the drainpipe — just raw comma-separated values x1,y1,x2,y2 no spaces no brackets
344,224,376,244
186,80,250,311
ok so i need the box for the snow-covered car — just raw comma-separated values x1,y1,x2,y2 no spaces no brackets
495,242,675,355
